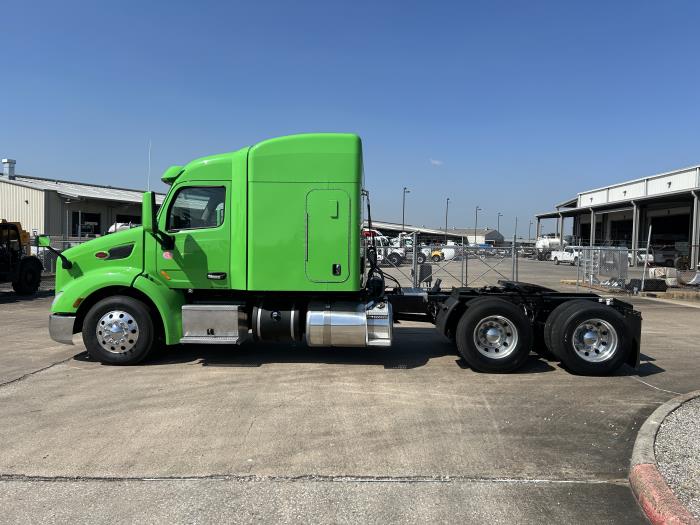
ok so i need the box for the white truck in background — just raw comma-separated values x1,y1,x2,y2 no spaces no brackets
535,234,567,261
551,247,581,266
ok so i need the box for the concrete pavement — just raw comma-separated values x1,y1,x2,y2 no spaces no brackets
1,292,699,523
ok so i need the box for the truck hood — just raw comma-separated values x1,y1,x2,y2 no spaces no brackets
55,227,144,292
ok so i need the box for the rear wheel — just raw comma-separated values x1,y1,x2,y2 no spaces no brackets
550,303,630,375
82,295,154,365
543,300,594,358
432,254,441,262
572,257,579,266
455,298,533,373
553,257,559,265
417,252,427,264
12,258,42,294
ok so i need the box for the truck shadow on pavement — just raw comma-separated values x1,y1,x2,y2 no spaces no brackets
0,290,54,304
92,327,557,373
613,353,666,378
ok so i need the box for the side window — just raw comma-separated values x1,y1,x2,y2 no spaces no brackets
167,186,226,232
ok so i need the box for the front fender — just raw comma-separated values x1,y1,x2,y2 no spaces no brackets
51,267,142,314
132,274,185,345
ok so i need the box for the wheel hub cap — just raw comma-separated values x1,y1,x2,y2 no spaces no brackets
485,327,501,344
96,310,139,354
582,330,598,346
572,319,618,363
473,315,518,359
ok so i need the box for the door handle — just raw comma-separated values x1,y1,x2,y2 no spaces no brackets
207,272,227,280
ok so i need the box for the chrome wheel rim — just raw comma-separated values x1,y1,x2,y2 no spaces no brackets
473,315,518,359
96,310,139,354
572,318,617,362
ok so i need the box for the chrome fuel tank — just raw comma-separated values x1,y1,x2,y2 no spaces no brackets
305,300,393,347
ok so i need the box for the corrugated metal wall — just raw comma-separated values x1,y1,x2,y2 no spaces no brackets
0,180,46,234
44,191,66,236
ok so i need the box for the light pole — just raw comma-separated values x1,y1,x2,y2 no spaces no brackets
514,216,518,238
444,197,450,244
497,212,503,235
474,206,482,245
401,187,410,232
528,220,533,241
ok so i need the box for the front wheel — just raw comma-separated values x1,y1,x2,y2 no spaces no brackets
550,304,630,375
432,254,442,262
82,295,155,365
572,257,578,266
417,253,427,264
455,298,533,373
553,257,559,265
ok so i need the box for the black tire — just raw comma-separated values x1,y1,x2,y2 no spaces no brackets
82,295,155,365
387,252,402,267
417,252,427,264
12,258,42,294
550,303,631,375
543,300,594,358
572,257,578,266
553,257,559,265
455,298,533,373
432,254,441,262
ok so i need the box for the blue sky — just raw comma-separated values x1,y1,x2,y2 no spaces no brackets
2,0,700,236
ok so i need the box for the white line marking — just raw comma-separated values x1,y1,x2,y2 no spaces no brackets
629,376,681,395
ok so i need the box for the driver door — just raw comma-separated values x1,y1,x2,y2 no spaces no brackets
157,182,230,289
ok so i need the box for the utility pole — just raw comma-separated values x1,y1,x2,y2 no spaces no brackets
444,197,450,244
528,220,533,241
474,206,482,245
514,216,518,238
497,212,503,235
401,187,410,232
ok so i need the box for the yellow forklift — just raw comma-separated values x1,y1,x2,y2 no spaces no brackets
0,220,43,294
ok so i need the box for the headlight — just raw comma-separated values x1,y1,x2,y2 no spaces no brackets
51,292,63,309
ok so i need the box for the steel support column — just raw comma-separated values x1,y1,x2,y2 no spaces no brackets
589,209,595,247
691,191,700,270
536,218,541,239
558,213,564,244
631,201,639,266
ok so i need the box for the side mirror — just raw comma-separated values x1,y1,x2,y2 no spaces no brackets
143,191,174,249
142,192,158,233
37,235,51,248
38,235,73,270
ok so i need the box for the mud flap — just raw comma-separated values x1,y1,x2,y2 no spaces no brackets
623,309,642,369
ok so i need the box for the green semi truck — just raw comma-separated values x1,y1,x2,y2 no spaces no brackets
46,133,641,375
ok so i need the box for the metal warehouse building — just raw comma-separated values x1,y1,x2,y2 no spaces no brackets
364,220,504,245
0,159,163,238
536,164,700,269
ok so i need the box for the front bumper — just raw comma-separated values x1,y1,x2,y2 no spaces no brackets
49,314,76,345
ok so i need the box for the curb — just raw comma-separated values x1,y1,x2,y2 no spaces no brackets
630,390,700,525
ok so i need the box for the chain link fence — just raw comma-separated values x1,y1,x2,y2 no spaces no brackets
30,236,91,275
570,244,700,292
365,232,522,290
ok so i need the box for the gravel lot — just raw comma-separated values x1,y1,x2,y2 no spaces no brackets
655,396,700,519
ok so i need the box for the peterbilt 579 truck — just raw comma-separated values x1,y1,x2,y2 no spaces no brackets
46,133,641,375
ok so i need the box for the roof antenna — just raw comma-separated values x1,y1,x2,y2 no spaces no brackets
147,139,152,191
